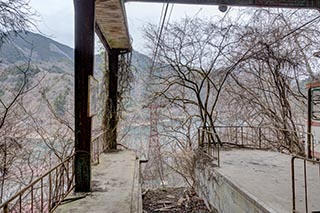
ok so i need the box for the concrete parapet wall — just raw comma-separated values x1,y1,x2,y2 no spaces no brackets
194,153,276,213
131,157,143,213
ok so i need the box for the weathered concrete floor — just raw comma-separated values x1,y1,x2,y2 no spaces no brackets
218,149,320,213
56,150,140,213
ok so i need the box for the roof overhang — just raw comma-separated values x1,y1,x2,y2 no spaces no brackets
306,81,320,89
124,0,320,9
96,0,131,52
94,0,320,52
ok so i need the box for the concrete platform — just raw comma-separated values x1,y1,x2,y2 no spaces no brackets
55,150,141,213
196,149,320,213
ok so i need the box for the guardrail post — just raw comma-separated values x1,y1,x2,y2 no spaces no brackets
208,130,211,154
307,87,312,159
235,127,238,145
198,128,201,147
303,160,308,213
258,127,262,149
291,157,296,213
241,126,243,146
217,143,220,167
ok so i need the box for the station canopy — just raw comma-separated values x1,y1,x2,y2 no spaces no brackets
96,0,131,50
94,0,320,51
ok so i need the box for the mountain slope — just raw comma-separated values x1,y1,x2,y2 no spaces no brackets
0,31,74,63
0,31,152,137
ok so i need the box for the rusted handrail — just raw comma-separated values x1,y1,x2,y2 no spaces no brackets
91,130,108,164
256,126,315,158
0,154,75,213
199,126,319,212
291,156,320,213
198,125,315,166
0,130,108,212
198,127,220,167
208,125,313,154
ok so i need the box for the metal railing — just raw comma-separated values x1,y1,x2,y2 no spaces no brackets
214,125,308,150
198,127,221,167
199,125,320,212
91,130,108,164
198,126,314,166
0,131,109,213
0,154,75,213
291,156,320,213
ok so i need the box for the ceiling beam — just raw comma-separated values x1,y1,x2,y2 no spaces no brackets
95,23,112,53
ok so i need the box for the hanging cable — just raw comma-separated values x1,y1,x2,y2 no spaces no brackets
156,4,166,36
150,2,171,73
165,4,175,30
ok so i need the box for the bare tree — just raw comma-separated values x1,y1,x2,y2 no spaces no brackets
140,8,320,187
221,9,320,154
0,0,36,46
142,15,251,186
144,16,249,145
0,58,41,202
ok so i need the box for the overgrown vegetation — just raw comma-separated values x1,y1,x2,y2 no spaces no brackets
137,8,320,187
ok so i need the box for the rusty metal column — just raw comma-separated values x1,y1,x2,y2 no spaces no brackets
108,50,119,149
74,0,95,192
307,87,312,159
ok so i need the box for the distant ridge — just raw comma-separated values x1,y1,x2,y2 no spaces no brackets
0,31,74,63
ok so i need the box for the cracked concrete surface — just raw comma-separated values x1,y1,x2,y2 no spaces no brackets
218,149,320,213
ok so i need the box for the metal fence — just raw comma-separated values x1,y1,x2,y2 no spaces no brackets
214,125,307,150
0,155,74,213
198,127,221,167
91,131,108,164
198,125,312,166
291,156,320,213
0,131,109,213
198,126,319,212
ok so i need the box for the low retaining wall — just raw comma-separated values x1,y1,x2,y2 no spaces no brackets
194,152,275,213
131,157,143,213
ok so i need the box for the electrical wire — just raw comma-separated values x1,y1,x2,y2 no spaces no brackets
247,14,320,61
157,4,166,36
165,4,175,30
150,2,172,73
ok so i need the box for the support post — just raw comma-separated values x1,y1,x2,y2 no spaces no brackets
307,87,312,159
74,0,95,192
108,50,119,149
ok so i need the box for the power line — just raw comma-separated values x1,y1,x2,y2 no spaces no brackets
156,3,166,36
220,14,320,96
150,3,172,73
165,3,175,30
221,14,320,71
249,14,320,60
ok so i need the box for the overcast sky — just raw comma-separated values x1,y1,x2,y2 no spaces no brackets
29,0,223,53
